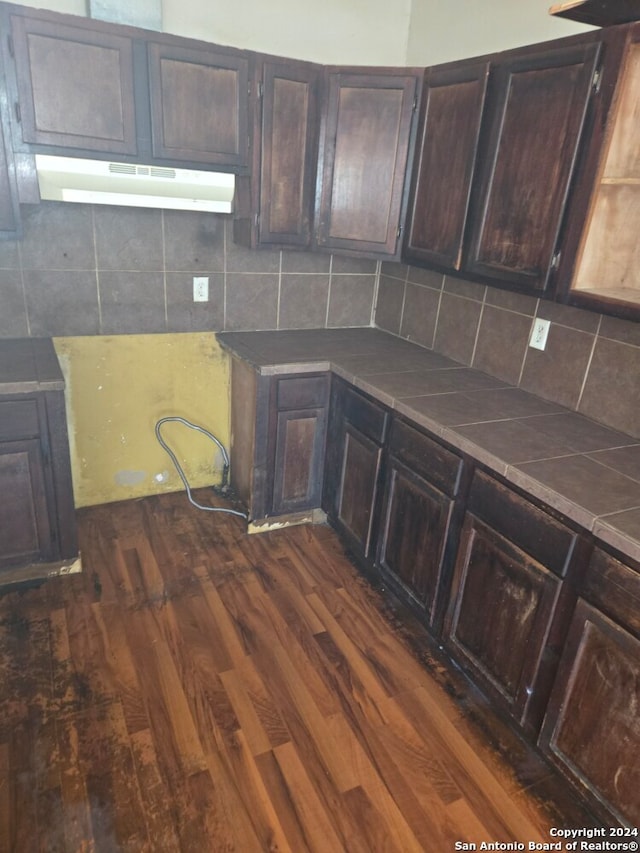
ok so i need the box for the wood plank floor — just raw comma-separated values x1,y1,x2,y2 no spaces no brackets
0,490,596,852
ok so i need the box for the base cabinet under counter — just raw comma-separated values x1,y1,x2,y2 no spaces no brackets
0,339,78,583
375,417,466,634
229,356,329,526
539,546,640,827
443,470,588,738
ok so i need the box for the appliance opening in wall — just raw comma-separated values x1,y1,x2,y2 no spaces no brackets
35,155,235,213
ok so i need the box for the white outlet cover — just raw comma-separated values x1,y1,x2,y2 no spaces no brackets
193,276,209,302
529,318,551,351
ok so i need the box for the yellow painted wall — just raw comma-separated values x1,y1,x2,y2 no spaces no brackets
53,333,230,508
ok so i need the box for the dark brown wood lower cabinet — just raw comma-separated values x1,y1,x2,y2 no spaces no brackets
270,375,328,516
444,471,582,736
376,418,464,632
0,438,52,569
323,378,389,563
539,547,640,827
0,341,78,579
229,362,328,523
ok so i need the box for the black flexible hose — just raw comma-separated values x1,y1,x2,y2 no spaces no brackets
155,416,247,518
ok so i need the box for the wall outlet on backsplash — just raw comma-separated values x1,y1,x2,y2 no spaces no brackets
529,318,550,351
193,276,209,302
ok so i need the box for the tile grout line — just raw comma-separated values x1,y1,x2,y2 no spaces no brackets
16,236,30,337
91,205,103,333
325,254,333,328
276,250,282,329
161,210,168,331
576,313,602,411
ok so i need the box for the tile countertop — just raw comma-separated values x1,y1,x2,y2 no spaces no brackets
217,328,640,564
0,338,65,394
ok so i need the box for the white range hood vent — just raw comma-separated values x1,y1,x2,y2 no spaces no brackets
35,155,235,214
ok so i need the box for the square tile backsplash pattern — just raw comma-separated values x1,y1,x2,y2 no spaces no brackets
375,264,640,439
0,202,378,338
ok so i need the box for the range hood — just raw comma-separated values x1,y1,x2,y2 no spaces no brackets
35,155,235,213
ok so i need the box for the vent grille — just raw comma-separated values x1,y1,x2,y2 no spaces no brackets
108,163,176,180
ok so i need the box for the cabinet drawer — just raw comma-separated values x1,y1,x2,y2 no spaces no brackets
0,398,40,441
341,385,388,444
467,471,578,577
389,418,463,498
277,374,328,410
582,547,640,638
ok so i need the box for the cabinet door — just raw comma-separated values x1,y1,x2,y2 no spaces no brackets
272,407,326,515
377,418,464,630
464,42,600,292
446,516,562,729
257,60,320,247
0,439,53,570
444,471,580,734
378,462,454,623
0,99,19,235
10,13,137,154
323,380,389,562
562,25,640,321
270,373,328,516
148,42,249,167
404,62,489,269
540,599,640,827
316,71,418,257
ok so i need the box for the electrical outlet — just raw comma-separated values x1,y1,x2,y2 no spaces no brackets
529,318,550,351
193,276,209,302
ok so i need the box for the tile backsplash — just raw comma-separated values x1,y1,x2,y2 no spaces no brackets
375,263,640,439
1,201,637,439
0,202,378,338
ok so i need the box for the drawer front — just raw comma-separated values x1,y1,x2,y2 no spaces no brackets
0,398,41,441
341,384,388,444
277,374,328,410
389,417,463,498
467,471,578,577
583,547,640,638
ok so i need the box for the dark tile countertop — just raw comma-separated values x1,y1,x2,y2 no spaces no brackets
0,338,65,394
217,328,640,564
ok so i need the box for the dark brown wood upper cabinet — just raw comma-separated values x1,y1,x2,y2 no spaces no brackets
0,89,19,236
256,59,320,247
464,41,601,292
316,70,419,258
404,61,489,269
9,13,137,154
558,23,640,321
147,41,249,168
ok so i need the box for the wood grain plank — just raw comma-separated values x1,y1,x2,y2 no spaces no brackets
0,743,8,851
397,685,547,842
206,728,293,852
0,493,587,849
129,728,182,853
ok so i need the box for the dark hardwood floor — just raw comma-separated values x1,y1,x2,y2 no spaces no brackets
0,490,595,851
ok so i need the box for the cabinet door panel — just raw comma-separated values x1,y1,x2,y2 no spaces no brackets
148,42,249,166
0,101,19,235
259,61,319,246
337,425,383,558
446,515,561,726
465,43,600,291
11,14,137,154
540,599,640,826
405,62,489,268
272,407,326,515
317,72,417,256
0,439,52,569
378,462,454,624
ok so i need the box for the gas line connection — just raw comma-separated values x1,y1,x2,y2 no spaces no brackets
155,416,247,519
